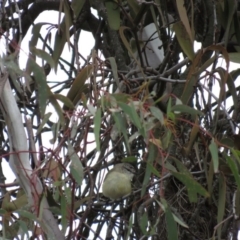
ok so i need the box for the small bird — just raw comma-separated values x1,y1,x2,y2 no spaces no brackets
102,163,135,200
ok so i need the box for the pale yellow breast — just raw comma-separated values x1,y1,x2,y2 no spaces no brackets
102,172,132,199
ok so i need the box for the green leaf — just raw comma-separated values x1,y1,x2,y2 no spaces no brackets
162,129,172,150
176,0,193,43
197,55,217,74
126,214,134,240
69,143,84,187
54,93,74,109
60,194,68,234
225,154,240,190
161,198,178,240
127,0,140,16
118,102,141,128
170,158,209,202
112,93,130,103
16,210,37,221
167,94,172,115
70,119,78,139
28,59,48,117
70,168,83,186
101,93,130,110
172,212,189,229
64,186,72,204
49,206,61,215
71,0,86,17
63,0,72,48
30,47,54,68
30,22,50,47
209,139,219,173
50,121,61,144
147,162,161,177
150,106,164,124
119,26,141,69
229,52,240,63
121,156,137,163
18,220,29,239
52,17,69,71
112,112,130,152
226,70,238,115
224,0,237,47
64,65,93,110
170,171,209,202
0,209,7,214
1,56,32,87
105,1,120,30
229,68,240,80
94,108,102,151
139,212,148,235
231,149,240,164
181,74,198,105
233,11,240,47
171,104,204,117
49,88,66,128
172,21,195,61
217,173,226,239
171,158,193,177
108,57,119,86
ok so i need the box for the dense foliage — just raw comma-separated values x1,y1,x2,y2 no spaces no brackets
1,0,240,239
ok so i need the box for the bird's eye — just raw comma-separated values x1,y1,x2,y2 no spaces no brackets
124,164,135,174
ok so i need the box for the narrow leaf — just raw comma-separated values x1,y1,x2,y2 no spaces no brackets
48,89,66,127
71,0,86,17
64,65,93,110
69,143,84,186
217,173,226,239
150,106,164,124
28,59,48,117
63,0,72,48
54,93,74,109
118,101,142,131
225,154,240,190
224,0,237,47
60,195,68,234
229,52,240,63
176,0,193,43
94,108,101,151
122,156,137,163
105,1,120,30
147,162,161,177
162,198,178,240
139,212,148,235
30,23,50,47
171,171,209,202
30,47,54,68
170,160,210,202
108,57,119,86
171,104,203,117
209,139,219,173
52,17,68,71
172,21,195,60
112,112,130,152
